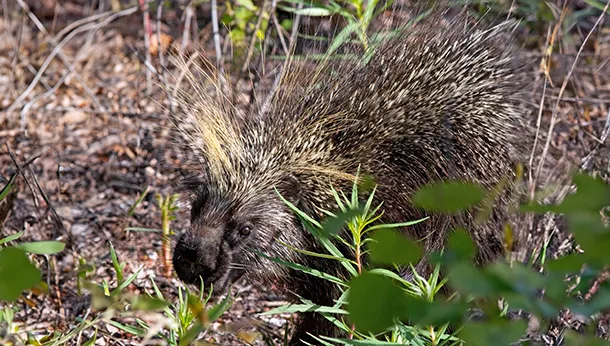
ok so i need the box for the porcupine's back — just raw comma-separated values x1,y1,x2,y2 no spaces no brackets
254,13,531,269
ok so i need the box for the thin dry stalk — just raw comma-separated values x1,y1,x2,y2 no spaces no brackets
181,0,194,52
528,22,555,201
14,5,139,132
241,0,271,73
533,0,610,189
11,0,108,116
259,0,303,116
139,0,153,93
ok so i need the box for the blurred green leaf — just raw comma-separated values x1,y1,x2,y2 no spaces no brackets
0,247,42,301
236,0,257,11
16,241,65,255
320,206,364,237
413,180,486,214
0,173,16,201
347,271,406,334
447,262,505,297
129,295,169,311
460,318,527,346
0,231,24,246
368,229,422,266
447,228,476,260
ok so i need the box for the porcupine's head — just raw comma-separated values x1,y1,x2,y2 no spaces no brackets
166,54,337,296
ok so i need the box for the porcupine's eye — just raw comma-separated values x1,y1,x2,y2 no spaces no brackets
238,225,252,237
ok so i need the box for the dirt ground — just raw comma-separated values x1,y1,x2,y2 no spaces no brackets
1,1,610,345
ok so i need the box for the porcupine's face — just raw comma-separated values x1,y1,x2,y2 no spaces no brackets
172,182,303,296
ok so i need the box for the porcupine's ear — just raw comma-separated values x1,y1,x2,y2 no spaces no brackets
278,174,303,209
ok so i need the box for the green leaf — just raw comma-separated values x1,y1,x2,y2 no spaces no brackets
261,303,348,316
280,6,334,16
583,0,610,13
252,249,348,287
546,253,585,274
366,217,429,232
0,173,16,201
129,295,169,311
105,319,147,337
459,318,527,346
521,173,610,215
320,206,364,237
207,290,233,322
412,180,486,214
568,286,610,317
347,271,406,334
16,241,65,255
447,262,505,297
447,228,476,260
235,0,257,11
0,247,42,301
368,229,422,266
0,231,24,246
559,173,610,213
567,213,610,266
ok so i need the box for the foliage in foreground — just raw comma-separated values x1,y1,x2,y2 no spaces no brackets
0,174,233,345
261,169,610,346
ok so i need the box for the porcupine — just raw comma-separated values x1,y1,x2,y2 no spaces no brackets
168,9,530,346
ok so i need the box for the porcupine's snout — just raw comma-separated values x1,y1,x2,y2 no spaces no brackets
172,230,226,292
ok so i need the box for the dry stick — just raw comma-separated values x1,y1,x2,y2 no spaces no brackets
17,7,139,131
11,0,107,116
3,0,19,95
246,0,280,113
156,0,172,116
181,0,194,53
272,12,290,55
5,144,40,209
211,0,230,99
7,147,70,246
528,22,556,201
581,109,610,172
259,0,303,116
22,20,101,122
139,0,153,94
211,0,224,73
3,0,16,58
241,0,271,73
533,1,610,188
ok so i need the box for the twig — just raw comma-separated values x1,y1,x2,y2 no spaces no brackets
211,0,224,74
139,0,153,94
241,0,271,73
259,0,303,116
528,22,554,201
581,109,610,172
6,144,39,208
11,0,109,116
211,0,230,98
181,0,193,52
7,145,71,245
156,0,171,115
533,0,610,187
272,12,290,55
15,6,139,132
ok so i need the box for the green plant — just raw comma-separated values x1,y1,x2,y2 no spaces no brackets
257,171,461,345
278,0,406,56
258,168,610,345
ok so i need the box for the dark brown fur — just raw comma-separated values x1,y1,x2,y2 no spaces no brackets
169,10,531,345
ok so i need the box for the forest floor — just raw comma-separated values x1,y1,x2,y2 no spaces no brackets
1,1,610,345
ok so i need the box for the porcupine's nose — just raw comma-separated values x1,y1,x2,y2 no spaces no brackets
172,232,219,285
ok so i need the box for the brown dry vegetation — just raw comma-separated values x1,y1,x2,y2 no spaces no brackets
0,0,609,345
